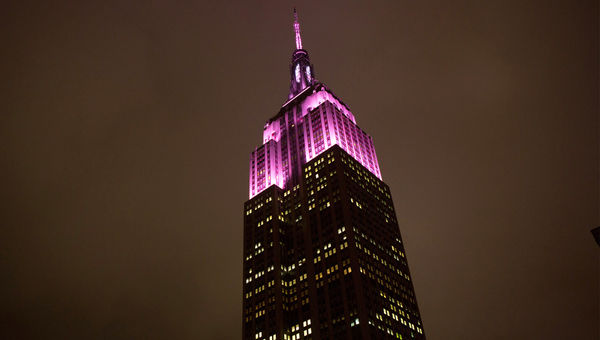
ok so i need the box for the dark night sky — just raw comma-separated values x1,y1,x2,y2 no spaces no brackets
1,1,598,339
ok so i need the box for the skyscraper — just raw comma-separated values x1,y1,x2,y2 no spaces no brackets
243,10,425,340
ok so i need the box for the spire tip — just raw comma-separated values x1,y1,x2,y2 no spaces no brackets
293,8,303,50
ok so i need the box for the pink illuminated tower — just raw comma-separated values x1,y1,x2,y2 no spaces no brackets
249,9,381,200
243,9,425,340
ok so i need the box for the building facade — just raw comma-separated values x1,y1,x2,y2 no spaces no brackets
243,10,425,340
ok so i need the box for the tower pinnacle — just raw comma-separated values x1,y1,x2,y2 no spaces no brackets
288,8,314,99
293,8,303,50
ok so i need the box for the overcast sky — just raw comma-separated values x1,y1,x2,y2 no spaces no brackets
2,1,598,339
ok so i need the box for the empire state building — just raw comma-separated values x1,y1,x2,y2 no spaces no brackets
243,9,425,340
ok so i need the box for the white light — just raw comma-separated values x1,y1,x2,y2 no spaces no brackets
295,64,301,83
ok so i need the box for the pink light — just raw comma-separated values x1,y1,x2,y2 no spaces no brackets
293,8,303,50
249,87,382,198
249,140,284,199
300,88,356,124
248,12,383,199
301,98,381,180
263,119,281,144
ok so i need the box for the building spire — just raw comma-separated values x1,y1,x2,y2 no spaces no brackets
288,7,313,99
293,7,303,50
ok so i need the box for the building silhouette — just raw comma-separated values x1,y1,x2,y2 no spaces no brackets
243,10,425,340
